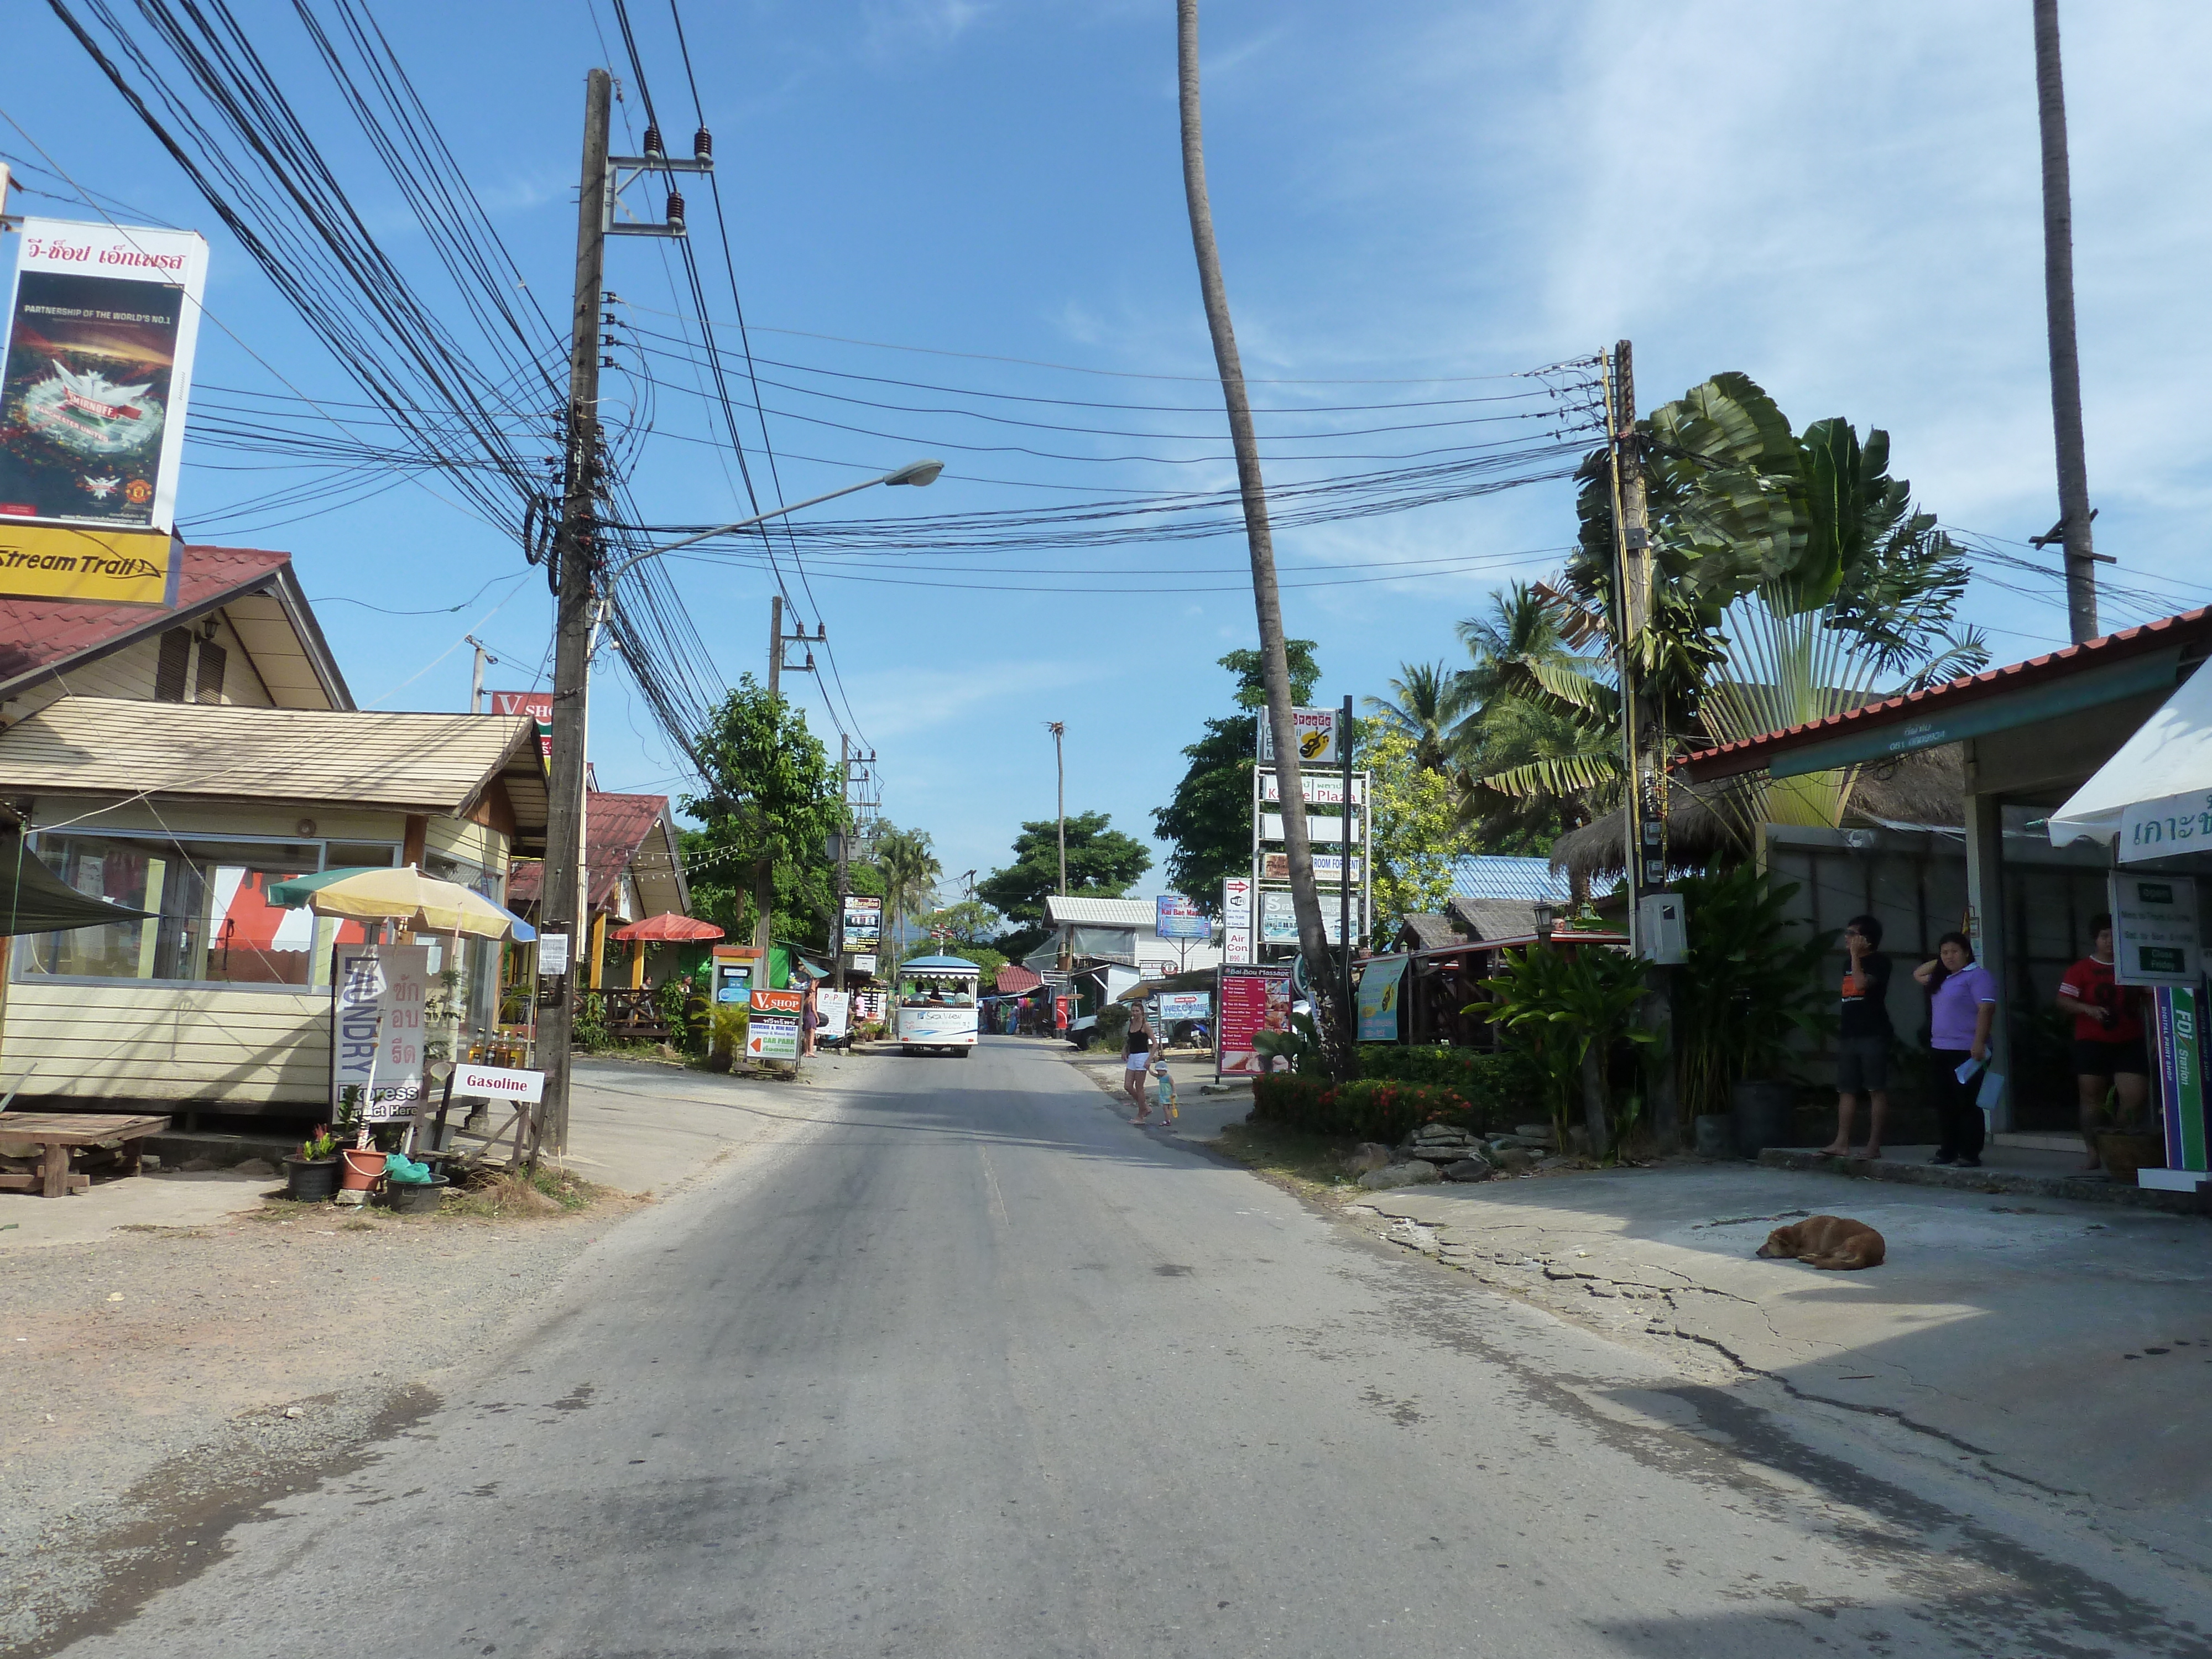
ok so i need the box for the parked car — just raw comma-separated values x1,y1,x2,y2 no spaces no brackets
1066,1013,1098,1050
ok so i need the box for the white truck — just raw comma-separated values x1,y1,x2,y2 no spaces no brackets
894,954,980,1057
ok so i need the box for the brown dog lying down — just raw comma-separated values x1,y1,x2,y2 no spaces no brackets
1756,1214,1886,1270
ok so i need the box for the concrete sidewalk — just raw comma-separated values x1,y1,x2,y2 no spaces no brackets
0,1056,831,1249
1347,1160,2212,1568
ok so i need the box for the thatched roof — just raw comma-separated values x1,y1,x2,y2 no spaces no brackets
1550,743,1964,881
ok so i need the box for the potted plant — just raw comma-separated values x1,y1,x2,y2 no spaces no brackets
1673,865,1831,1156
284,1125,341,1201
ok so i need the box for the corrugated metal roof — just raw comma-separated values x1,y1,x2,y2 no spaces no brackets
1681,604,2212,782
1043,895,1155,926
507,791,674,912
0,695,535,815
1448,855,1572,903
995,964,1043,994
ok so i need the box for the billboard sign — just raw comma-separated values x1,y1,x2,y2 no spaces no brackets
1155,894,1207,939
0,218,208,536
1261,888,1351,946
842,894,883,947
1157,990,1211,1024
1261,852,1363,883
1256,707,1342,766
1259,770,1366,805
1217,963,1294,1077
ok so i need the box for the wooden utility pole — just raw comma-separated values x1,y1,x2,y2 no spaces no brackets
2034,0,2099,643
532,67,612,1162
1177,0,1343,1071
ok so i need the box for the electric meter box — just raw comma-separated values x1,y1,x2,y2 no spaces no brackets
1637,893,1689,966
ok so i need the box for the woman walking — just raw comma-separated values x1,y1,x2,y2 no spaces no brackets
1124,1009,1156,1123
1913,932,1998,1167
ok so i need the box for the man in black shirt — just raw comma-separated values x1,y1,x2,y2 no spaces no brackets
1819,914,1893,1159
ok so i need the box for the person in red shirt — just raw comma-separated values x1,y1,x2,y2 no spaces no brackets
2056,913,2148,1174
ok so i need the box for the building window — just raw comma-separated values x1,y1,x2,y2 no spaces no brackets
15,833,400,988
194,638,226,703
154,629,191,702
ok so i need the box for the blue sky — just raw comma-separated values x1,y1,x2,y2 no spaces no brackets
6,1,2211,906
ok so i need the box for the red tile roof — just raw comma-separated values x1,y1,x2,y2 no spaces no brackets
995,965,1044,995
1679,605,2212,782
504,791,672,913
0,544,291,694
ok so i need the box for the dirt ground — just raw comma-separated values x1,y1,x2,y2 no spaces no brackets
0,1189,626,1652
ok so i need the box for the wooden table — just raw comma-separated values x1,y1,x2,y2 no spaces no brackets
0,1113,171,1197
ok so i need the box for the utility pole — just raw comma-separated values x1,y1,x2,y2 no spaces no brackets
2033,0,2099,643
530,69,612,1164
757,594,820,952
832,733,851,994
1338,693,1354,1042
466,635,496,714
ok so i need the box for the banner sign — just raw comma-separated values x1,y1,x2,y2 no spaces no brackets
328,944,430,1120
842,894,883,947
2156,986,2206,1173
452,1063,545,1104
1357,955,1408,1042
0,218,208,536
1155,895,1207,939
814,989,851,1043
489,691,552,719
1157,990,1211,1024
1256,707,1342,765
1217,963,1294,1077
747,1014,800,1060
750,988,804,1015
2110,873,2203,986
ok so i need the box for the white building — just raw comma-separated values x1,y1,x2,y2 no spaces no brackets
1034,896,1222,978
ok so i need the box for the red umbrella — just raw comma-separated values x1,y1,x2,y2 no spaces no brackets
610,912,725,942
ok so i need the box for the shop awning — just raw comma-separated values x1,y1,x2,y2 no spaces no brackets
2049,661,2212,858
611,912,723,942
0,834,152,934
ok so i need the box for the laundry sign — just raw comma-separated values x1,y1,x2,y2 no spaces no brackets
328,944,430,1120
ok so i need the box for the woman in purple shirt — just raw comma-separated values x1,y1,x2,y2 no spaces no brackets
1912,931,1997,1167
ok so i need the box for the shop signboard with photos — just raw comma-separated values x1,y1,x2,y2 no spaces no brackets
0,218,208,604
841,894,884,948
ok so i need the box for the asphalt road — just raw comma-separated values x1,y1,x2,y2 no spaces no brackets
55,1037,2210,1657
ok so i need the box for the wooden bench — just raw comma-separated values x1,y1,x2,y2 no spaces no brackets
0,1113,171,1198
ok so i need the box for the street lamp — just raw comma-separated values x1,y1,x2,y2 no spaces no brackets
599,458,943,592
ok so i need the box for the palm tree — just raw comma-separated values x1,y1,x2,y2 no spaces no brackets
875,827,941,967
1178,0,1342,1072
1366,662,1454,773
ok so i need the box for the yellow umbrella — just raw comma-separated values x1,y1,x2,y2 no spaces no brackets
300,865,514,939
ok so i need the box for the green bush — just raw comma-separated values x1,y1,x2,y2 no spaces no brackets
1250,1074,1485,1144
1356,1045,1535,1118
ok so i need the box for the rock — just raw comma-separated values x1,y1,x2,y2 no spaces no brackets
1491,1146,1537,1173
1515,1124,1558,1144
1442,1157,1493,1182
283,1406,305,1419
180,1156,218,1172
1357,1161,1439,1190
1343,1142,1395,1174
234,1158,277,1178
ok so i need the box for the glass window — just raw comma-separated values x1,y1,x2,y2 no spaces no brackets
326,842,400,871
18,833,372,988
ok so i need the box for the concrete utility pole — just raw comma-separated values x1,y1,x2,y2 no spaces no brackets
532,67,612,1163
756,594,822,952
1177,0,1343,1071
466,635,495,713
1338,693,1354,1037
832,733,850,994
2034,0,2100,643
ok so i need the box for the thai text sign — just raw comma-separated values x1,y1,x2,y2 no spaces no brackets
1259,770,1366,805
1217,963,1293,1077
452,1063,544,1104
2154,986,2206,1173
328,945,430,1120
0,218,208,536
747,1014,801,1060
1155,895,1207,939
2121,789,2212,864
2111,873,2203,986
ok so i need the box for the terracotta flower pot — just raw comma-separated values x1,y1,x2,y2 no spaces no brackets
338,1146,386,1192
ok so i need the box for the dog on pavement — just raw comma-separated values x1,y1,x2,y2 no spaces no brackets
1755,1214,1886,1271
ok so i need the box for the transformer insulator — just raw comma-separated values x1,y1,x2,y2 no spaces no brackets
641,123,664,158
693,126,712,161
665,190,685,230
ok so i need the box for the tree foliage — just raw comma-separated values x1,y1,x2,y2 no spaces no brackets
682,676,841,948
1359,719,1478,945
977,811,1151,925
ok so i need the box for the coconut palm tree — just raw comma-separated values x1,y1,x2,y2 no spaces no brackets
1366,661,1454,774
875,827,941,966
